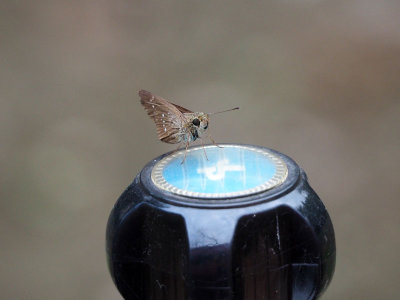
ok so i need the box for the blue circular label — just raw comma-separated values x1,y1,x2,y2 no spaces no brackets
151,145,287,198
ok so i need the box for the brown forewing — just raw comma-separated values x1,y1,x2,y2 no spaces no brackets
139,90,185,144
169,102,193,114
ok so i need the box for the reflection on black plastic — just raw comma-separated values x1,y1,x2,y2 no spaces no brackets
106,146,335,300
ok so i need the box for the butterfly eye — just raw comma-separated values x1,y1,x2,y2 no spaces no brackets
192,118,200,127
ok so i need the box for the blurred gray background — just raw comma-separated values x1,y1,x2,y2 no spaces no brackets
1,1,399,299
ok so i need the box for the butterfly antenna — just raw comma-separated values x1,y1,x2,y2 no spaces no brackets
208,107,239,115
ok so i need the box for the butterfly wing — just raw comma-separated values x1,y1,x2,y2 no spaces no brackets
139,90,185,144
169,102,193,114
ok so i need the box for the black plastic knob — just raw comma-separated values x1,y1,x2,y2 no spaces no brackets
106,145,335,300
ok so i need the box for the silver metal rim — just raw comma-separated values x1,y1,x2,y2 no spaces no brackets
151,144,288,199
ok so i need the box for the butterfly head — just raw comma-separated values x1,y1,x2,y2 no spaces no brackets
190,112,209,137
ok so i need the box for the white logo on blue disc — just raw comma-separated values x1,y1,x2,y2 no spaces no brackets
151,145,288,198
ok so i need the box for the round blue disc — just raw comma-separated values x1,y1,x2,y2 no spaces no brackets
151,145,288,198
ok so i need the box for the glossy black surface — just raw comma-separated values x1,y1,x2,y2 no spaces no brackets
106,146,335,300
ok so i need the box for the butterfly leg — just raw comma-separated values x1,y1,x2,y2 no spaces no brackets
209,135,223,148
200,138,209,161
168,142,182,157
174,142,182,152
180,142,190,164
